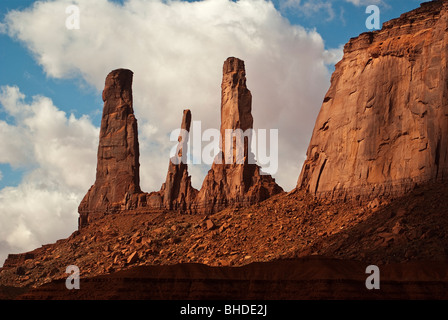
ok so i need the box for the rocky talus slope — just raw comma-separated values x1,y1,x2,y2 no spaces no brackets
2,180,448,293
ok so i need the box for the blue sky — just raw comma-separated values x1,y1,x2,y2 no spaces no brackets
0,0,422,189
0,0,102,190
273,0,423,48
0,0,427,264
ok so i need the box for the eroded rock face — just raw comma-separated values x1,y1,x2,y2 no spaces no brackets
298,0,448,200
78,58,283,227
158,109,198,212
193,57,283,213
78,69,141,228
220,57,254,162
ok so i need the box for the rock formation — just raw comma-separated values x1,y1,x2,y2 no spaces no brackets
78,71,197,227
79,69,141,228
6,4,448,300
78,58,283,227
193,57,283,213
158,109,198,212
298,0,448,200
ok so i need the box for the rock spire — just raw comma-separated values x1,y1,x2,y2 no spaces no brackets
79,69,141,228
158,109,198,212
79,57,284,227
193,57,283,213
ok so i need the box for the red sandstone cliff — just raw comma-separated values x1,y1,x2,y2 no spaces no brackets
298,0,448,199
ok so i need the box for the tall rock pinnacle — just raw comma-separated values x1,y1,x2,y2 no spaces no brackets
78,69,141,228
78,58,283,226
298,0,448,200
159,109,198,212
193,57,283,214
220,57,254,164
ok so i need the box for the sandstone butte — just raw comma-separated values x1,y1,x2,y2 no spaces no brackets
78,57,283,228
298,0,448,200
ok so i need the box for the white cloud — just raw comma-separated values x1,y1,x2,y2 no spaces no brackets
0,0,338,264
0,182,82,264
323,44,344,65
0,86,98,190
0,86,98,265
4,0,334,188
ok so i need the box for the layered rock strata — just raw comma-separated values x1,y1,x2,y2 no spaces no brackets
298,0,448,200
193,57,283,213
